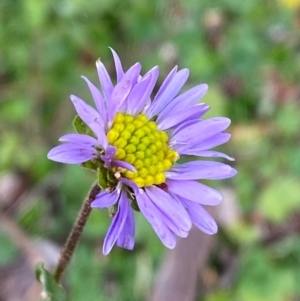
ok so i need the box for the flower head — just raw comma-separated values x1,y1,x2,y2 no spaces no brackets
48,48,237,255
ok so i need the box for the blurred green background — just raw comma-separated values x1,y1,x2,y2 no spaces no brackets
1,0,300,300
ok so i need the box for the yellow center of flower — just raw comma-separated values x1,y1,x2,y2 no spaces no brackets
107,112,178,187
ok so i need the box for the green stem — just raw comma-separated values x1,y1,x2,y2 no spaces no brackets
53,183,100,283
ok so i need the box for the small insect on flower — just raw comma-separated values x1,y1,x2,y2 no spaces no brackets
47,48,237,255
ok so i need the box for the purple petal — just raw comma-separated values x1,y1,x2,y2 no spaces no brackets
172,118,199,136
150,66,177,103
145,186,192,231
171,117,231,146
105,145,117,158
109,47,124,82
147,68,189,118
135,190,176,249
159,209,189,238
121,178,140,194
188,150,235,161
91,188,120,209
125,72,153,114
144,66,178,117
96,59,114,101
70,95,108,148
59,133,100,147
127,66,159,115
103,190,129,255
158,104,210,130
140,66,159,96
140,67,161,113
166,161,237,180
70,95,101,125
153,192,190,238
101,145,117,167
166,179,222,206
157,84,208,122
108,63,141,125
117,205,135,250
81,76,107,125
47,144,97,164
180,198,218,234
175,133,231,154
113,160,136,172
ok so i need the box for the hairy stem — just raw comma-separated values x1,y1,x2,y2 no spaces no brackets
53,183,100,283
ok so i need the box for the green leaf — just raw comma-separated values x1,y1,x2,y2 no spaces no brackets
108,204,118,216
35,263,67,301
81,159,100,171
130,197,140,212
73,115,95,137
97,168,108,190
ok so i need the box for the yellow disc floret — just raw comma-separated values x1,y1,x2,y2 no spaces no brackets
106,113,178,187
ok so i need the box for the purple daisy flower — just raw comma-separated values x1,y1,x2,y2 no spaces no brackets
48,48,237,255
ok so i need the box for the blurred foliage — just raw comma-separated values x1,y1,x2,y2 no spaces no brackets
1,0,300,300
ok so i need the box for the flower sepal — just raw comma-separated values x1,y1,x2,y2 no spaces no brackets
108,203,118,217
73,115,96,137
129,193,140,212
80,159,101,171
97,166,117,191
